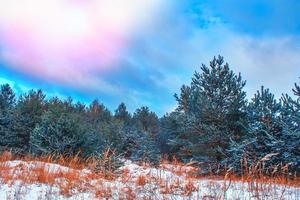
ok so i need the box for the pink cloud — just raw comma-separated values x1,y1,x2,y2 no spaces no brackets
0,0,162,91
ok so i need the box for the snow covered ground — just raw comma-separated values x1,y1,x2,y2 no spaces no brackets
0,160,299,199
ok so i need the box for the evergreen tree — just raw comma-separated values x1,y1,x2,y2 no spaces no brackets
115,102,131,123
130,129,161,163
229,86,282,169
0,84,16,150
132,106,159,136
0,84,16,110
0,70,298,171
158,112,185,157
171,56,247,166
30,109,104,157
74,101,87,114
87,99,112,125
113,103,134,155
190,56,247,139
100,118,125,151
230,81,300,172
12,89,46,154
126,107,161,162
174,85,191,113
278,80,300,171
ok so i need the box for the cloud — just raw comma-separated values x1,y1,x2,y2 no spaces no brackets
219,35,300,97
115,1,300,112
161,21,300,99
0,0,163,92
0,0,299,115
0,76,31,95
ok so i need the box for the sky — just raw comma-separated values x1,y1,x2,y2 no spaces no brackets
0,0,299,116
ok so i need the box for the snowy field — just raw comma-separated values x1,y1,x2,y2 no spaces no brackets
0,160,299,200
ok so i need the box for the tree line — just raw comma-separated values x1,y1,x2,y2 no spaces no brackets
0,56,299,173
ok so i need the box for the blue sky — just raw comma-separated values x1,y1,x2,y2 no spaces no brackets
0,0,299,115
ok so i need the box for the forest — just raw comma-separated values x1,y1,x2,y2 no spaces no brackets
0,56,299,175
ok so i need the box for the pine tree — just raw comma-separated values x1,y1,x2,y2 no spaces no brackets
0,84,16,110
232,79,300,173
0,84,16,151
132,106,159,136
87,99,112,125
101,118,125,152
13,89,46,154
158,112,184,156
174,85,191,114
278,79,300,171
115,102,131,123
171,56,247,166
30,109,104,157
190,56,247,139
125,107,161,162
113,103,134,155
130,129,161,163
229,86,282,169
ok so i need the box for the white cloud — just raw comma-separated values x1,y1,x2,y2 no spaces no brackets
165,21,300,99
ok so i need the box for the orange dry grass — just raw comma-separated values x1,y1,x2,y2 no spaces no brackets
0,162,13,185
160,179,175,195
160,156,199,178
0,151,299,199
0,150,117,197
120,167,131,183
119,186,136,200
95,186,113,199
136,175,147,186
183,179,198,196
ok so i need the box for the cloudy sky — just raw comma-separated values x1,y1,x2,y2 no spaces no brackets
0,0,299,115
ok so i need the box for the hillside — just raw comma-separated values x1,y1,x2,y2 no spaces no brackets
0,158,299,200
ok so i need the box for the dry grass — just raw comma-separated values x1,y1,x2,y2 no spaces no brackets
0,150,118,198
136,175,147,186
119,186,136,200
0,151,299,199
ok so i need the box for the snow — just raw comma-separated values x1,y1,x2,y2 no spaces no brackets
0,160,299,199
3,160,74,173
0,182,93,200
